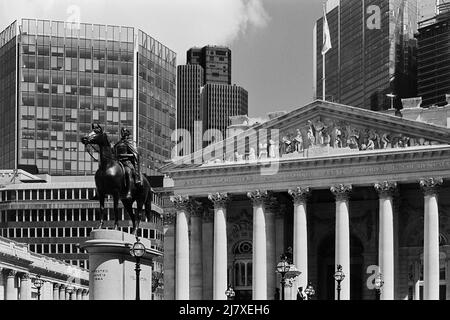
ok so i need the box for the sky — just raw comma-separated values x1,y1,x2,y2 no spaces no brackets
0,0,323,118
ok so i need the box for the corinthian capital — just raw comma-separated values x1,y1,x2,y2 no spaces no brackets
208,193,230,209
374,181,397,198
170,195,191,211
330,184,352,201
288,187,311,204
163,212,176,226
420,178,443,196
247,190,269,206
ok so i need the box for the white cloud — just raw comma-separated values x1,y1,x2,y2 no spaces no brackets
0,0,270,63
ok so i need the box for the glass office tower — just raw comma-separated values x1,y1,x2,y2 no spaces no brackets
0,19,176,176
314,0,418,111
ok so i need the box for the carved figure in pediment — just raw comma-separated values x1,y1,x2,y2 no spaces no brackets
307,120,316,146
282,136,293,154
346,126,360,149
366,138,375,150
259,143,268,159
269,139,277,158
249,148,256,161
235,151,243,162
381,133,390,149
334,127,343,148
294,129,304,152
321,125,331,147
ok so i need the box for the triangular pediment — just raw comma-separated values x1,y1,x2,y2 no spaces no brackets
162,100,450,172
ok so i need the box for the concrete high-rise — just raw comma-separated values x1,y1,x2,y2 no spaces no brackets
313,0,418,111
187,46,231,85
417,2,450,107
0,19,176,176
177,46,247,154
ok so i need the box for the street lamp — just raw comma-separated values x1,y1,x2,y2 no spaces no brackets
374,273,384,300
276,255,291,300
33,275,44,300
225,284,235,300
386,93,396,109
304,281,316,300
130,239,146,300
334,265,345,300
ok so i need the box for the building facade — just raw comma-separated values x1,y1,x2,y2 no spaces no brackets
162,100,450,300
416,9,450,107
313,0,418,111
0,19,176,176
0,235,89,300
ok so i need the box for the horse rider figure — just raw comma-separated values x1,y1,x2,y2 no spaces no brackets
114,128,142,199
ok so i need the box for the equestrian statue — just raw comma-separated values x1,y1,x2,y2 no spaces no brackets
81,123,153,237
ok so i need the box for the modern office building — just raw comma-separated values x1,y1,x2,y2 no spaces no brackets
177,46,248,154
0,19,176,176
0,169,165,299
201,83,248,143
416,4,450,107
187,46,232,85
313,0,418,111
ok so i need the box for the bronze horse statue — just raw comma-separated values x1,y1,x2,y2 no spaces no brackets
81,123,153,236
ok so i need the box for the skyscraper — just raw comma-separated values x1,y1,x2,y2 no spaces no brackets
187,46,231,85
417,3,450,107
0,19,176,176
177,46,248,154
313,0,418,111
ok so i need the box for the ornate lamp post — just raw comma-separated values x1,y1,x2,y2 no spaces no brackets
334,264,345,301
374,273,384,300
276,255,291,300
130,239,146,300
225,284,235,301
304,281,315,300
33,275,44,300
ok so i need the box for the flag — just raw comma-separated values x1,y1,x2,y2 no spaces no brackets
322,5,332,55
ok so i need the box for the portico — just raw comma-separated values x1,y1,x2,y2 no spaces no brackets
161,100,450,300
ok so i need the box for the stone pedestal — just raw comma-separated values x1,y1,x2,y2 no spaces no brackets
81,229,161,300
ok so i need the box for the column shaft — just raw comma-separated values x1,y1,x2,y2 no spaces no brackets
253,202,267,299
53,284,59,300
424,193,440,300
379,196,394,300
19,274,31,300
213,205,227,300
6,270,17,300
175,210,190,300
293,200,308,291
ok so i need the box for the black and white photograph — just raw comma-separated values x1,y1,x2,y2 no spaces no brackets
0,0,450,313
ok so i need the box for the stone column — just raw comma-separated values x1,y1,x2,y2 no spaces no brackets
163,211,176,300
189,201,204,300
19,273,31,300
330,184,352,300
288,187,311,297
59,284,66,300
53,283,60,300
420,177,443,300
0,268,5,300
82,289,88,300
202,208,214,300
208,193,230,300
171,195,191,300
374,181,397,300
247,190,269,300
265,198,277,300
5,269,17,300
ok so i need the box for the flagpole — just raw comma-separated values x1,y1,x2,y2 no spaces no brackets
323,51,326,101
322,1,326,101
